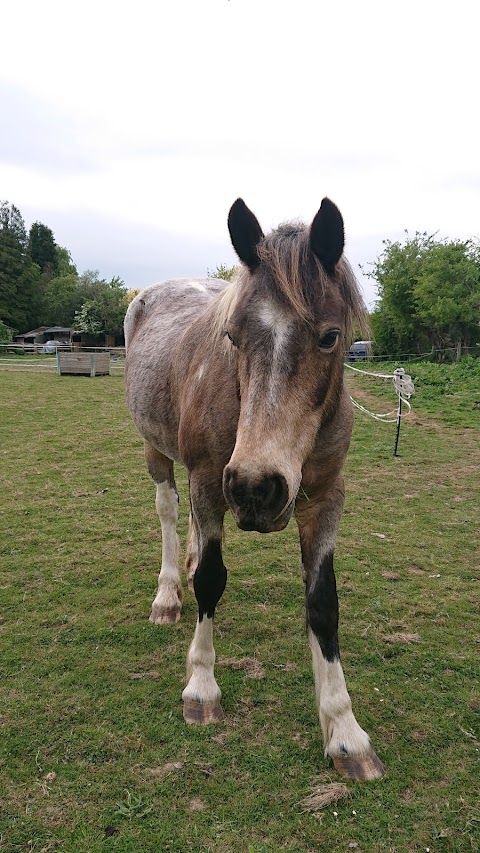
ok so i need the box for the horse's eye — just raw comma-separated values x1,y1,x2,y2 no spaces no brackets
318,329,340,349
225,330,238,347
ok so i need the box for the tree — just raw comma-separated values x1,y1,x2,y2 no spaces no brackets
28,222,58,277
0,201,41,332
207,263,238,281
55,246,77,277
365,232,434,356
41,273,82,327
74,276,128,337
414,240,480,359
367,232,480,359
16,261,42,332
0,202,26,326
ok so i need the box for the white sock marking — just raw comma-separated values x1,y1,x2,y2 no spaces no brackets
151,482,181,613
183,617,221,704
309,629,372,758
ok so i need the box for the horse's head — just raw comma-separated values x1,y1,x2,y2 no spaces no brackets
220,198,367,534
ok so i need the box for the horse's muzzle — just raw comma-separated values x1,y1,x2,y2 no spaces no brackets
222,467,293,533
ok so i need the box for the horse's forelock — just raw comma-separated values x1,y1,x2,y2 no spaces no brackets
257,223,317,321
257,223,369,344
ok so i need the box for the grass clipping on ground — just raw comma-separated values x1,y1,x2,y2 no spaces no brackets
300,781,350,813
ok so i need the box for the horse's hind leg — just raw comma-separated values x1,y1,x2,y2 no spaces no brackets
144,441,182,625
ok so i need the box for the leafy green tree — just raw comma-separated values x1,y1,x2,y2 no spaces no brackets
0,202,26,327
368,232,480,359
207,263,238,281
0,201,41,332
42,270,130,331
17,261,42,332
28,222,58,277
74,276,128,337
414,240,480,359
41,273,82,326
55,246,77,277
365,232,434,356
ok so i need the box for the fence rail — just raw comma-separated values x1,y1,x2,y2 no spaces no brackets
0,342,478,373
0,357,125,373
0,343,126,356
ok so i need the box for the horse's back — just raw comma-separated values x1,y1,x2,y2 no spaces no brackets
125,279,226,350
125,278,227,460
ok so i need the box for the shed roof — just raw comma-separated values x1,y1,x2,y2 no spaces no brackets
15,326,49,337
14,326,77,339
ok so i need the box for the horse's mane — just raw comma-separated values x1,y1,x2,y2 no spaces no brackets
212,221,369,350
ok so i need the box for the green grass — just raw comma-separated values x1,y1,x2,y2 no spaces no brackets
0,367,479,852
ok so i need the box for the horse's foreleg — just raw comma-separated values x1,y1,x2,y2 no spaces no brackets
296,481,384,781
144,442,182,625
182,484,226,724
185,513,198,594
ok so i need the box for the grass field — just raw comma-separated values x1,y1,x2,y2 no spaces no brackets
0,362,479,852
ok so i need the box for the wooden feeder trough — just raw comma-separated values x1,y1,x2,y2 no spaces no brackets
56,352,111,376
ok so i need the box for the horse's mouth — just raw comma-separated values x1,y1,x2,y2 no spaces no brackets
234,498,295,534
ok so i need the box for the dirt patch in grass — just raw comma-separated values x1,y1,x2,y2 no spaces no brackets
300,781,350,813
218,656,265,679
146,762,184,780
383,632,420,644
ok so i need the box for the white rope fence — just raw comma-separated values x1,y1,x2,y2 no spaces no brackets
345,363,415,423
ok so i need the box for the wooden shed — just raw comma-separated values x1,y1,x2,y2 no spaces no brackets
56,352,111,376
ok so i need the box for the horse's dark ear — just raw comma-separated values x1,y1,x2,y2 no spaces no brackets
228,199,264,272
310,198,345,275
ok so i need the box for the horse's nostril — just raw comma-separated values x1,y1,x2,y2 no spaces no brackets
224,469,288,517
223,466,235,493
253,474,281,507
262,473,288,512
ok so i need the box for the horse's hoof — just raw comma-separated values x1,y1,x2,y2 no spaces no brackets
149,607,181,625
183,697,224,725
332,751,384,781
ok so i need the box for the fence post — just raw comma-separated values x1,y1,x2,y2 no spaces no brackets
393,367,404,457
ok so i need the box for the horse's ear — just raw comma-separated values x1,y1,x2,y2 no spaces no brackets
310,198,345,275
228,199,264,272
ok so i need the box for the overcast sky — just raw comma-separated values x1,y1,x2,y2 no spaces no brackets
1,0,478,308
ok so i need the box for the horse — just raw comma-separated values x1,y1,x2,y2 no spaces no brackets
124,197,384,781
